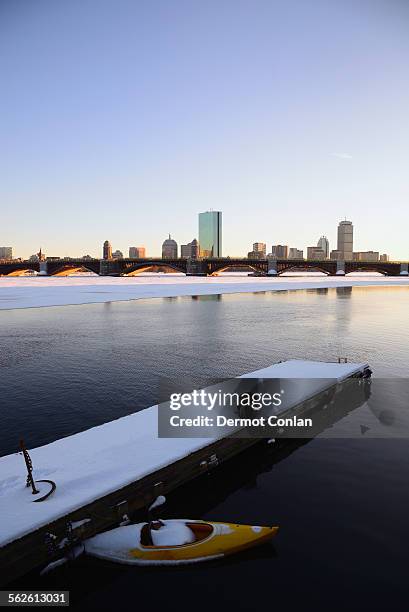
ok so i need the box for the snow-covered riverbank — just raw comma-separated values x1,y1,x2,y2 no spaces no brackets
0,274,409,310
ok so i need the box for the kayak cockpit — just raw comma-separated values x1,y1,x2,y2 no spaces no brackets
140,520,213,548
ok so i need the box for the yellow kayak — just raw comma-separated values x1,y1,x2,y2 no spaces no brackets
85,519,279,565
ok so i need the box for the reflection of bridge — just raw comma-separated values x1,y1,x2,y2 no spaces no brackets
0,257,408,277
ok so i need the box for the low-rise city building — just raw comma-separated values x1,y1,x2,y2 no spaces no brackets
248,242,267,259
288,248,304,259
247,250,265,259
181,239,199,258
307,246,325,260
252,242,266,256
270,245,288,258
0,247,13,260
330,250,343,261
129,247,146,258
353,251,379,262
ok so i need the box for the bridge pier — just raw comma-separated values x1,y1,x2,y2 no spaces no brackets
39,261,48,276
186,259,207,276
100,260,121,276
400,263,408,276
335,260,345,276
267,257,278,276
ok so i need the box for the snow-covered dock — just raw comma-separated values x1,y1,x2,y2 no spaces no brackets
0,359,369,583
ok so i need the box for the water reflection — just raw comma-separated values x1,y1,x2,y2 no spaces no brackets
2,286,409,611
336,286,352,298
1,286,409,455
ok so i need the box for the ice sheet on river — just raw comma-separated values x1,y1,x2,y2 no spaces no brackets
0,360,367,547
1,274,409,309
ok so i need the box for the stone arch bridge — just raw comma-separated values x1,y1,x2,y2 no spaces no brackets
0,258,407,277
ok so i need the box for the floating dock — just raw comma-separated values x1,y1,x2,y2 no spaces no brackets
0,360,370,584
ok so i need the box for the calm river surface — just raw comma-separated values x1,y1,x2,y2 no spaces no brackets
2,286,409,610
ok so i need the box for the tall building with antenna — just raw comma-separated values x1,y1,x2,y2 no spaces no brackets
337,220,353,261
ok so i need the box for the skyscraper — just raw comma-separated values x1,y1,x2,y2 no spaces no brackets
198,211,222,257
162,235,178,258
317,236,329,259
103,240,112,260
337,220,353,261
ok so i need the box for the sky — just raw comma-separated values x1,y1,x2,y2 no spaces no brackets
1,0,408,259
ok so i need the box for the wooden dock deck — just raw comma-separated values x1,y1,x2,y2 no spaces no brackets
0,360,371,585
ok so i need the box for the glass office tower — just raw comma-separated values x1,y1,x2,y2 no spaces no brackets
198,211,222,257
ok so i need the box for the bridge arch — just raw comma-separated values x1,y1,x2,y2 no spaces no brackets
3,267,39,276
345,267,388,276
208,261,267,276
48,263,100,276
122,262,187,276
277,264,331,276
209,264,262,276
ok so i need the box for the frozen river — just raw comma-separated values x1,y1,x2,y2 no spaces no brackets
2,285,409,610
1,272,409,309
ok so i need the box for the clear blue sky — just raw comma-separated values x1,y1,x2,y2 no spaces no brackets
1,0,408,259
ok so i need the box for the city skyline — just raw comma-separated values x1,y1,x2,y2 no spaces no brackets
0,214,391,262
0,210,398,260
1,212,392,263
0,210,391,261
1,0,409,259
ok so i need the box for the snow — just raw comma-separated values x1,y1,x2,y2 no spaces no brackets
0,359,367,549
241,360,367,413
0,274,408,310
84,524,143,561
70,518,91,530
150,521,195,546
148,495,166,511
39,557,68,575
